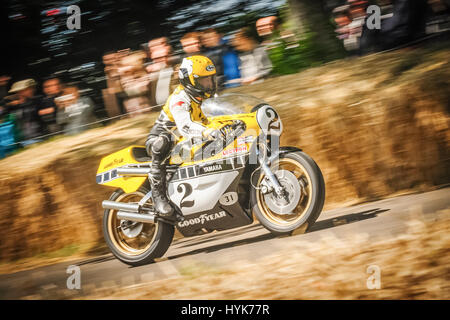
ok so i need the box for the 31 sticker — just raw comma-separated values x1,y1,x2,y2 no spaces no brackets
219,192,238,206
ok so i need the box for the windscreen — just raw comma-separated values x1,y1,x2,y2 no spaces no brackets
201,93,267,116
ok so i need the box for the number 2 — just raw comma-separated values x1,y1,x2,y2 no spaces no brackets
177,183,194,208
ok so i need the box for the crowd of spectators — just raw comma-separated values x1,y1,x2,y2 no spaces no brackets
0,17,284,158
0,76,97,157
331,0,450,53
101,18,285,118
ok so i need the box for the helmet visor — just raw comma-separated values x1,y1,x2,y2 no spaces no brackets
196,75,217,93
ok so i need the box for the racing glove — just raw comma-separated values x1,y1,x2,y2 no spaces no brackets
202,127,224,141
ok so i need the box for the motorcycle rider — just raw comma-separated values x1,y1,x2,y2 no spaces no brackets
145,55,219,218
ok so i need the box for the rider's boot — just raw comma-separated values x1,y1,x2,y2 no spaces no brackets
150,161,174,218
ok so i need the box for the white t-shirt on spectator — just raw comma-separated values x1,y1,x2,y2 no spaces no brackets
239,46,272,83
155,67,174,105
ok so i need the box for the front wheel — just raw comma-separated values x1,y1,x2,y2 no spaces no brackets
103,187,174,266
250,150,325,236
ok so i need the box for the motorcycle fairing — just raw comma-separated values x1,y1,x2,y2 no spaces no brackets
171,157,253,237
96,145,149,193
167,154,247,215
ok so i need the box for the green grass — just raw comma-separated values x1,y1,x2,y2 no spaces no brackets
35,243,82,259
0,242,91,269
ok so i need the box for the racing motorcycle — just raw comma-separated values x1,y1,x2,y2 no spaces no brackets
97,93,325,266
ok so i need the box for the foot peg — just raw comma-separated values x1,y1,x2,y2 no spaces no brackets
156,211,184,225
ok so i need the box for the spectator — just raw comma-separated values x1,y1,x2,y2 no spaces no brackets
359,0,429,54
332,4,352,41
221,37,242,88
232,28,272,85
102,51,127,116
55,86,97,135
147,40,178,105
332,2,368,52
256,16,279,48
0,76,11,117
103,51,123,92
256,15,302,74
429,0,449,13
146,32,204,105
39,77,63,134
147,37,181,69
200,28,226,89
180,32,203,57
147,37,169,62
6,79,44,146
118,51,151,115
0,75,18,157
256,16,299,50
0,76,11,102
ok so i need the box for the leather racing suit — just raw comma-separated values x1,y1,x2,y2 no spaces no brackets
145,84,209,217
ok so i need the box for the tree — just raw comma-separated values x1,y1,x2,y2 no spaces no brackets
161,0,283,39
286,0,346,62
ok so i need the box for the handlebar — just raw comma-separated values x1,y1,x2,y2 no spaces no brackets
205,120,245,142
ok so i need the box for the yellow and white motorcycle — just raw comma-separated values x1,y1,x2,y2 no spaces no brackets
97,94,325,265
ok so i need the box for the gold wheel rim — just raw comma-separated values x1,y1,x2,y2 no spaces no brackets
107,191,158,256
256,158,313,226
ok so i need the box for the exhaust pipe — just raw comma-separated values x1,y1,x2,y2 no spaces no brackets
102,200,156,223
116,167,151,176
116,210,155,223
102,200,140,212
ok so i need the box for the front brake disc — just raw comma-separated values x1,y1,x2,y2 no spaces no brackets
263,169,301,215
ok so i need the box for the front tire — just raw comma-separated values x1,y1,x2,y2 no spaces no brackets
103,187,174,266
250,151,325,236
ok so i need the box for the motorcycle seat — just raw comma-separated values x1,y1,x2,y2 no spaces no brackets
132,147,152,162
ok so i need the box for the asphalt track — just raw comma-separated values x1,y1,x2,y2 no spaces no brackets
0,187,449,299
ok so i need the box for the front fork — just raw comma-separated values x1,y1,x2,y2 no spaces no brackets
256,136,289,202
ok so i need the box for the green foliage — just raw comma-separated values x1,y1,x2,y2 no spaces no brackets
266,2,346,75
36,243,82,259
268,31,325,75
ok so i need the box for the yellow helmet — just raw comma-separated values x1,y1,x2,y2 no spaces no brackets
178,55,217,102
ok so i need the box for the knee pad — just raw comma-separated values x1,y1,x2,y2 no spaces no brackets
151,135,171,156
145,136,158,156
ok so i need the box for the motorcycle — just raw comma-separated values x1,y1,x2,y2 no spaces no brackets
97,93,325,266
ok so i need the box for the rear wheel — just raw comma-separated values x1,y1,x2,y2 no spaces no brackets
250,151,325,235
103,187,174,266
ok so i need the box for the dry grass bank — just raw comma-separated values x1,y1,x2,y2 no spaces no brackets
228,45,450,206
0,43,449,263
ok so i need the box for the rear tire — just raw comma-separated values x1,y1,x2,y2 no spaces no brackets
103,187,174,266
250,151,325,236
